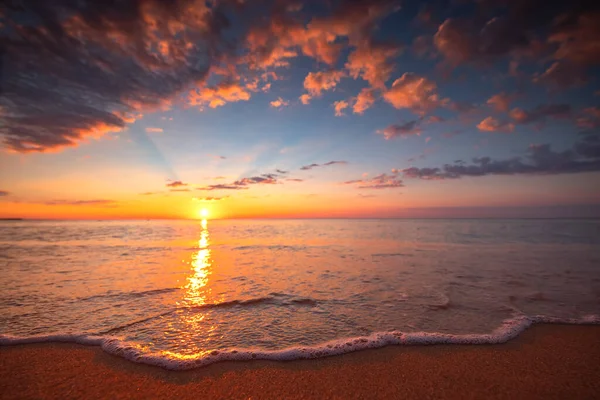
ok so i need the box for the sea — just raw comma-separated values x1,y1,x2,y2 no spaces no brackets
1,219,599,369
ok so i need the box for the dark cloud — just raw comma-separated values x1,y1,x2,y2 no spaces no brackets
233,176,278,185
432,1,600,86
300,161,349,170
577,107,600,131
0,190,10,196
276,169,289,174
402,140,600,180
1,0,402,153
194,196,227,202
197,173,281,191
286,178,304,182
44,199,117,206
343,172,403,189
1,0,240,152
166,180,187,187
377,120,421,139
509,104,571,124
197,184,249,191
300,163,320,171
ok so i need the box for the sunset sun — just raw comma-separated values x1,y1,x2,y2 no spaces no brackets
199,208,209,219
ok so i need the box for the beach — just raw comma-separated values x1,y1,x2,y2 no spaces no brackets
1,324,599,399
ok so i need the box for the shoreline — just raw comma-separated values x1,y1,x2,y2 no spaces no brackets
1,324,600,399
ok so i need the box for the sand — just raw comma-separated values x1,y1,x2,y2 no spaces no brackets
1,325,599,400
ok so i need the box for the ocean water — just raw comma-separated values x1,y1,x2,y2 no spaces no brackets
1,219,599,369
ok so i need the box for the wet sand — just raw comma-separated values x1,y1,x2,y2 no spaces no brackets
1,325,599,400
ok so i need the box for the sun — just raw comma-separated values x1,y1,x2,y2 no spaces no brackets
199,208,209,218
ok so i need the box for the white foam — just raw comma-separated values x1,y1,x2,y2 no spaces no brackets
1,314,599,370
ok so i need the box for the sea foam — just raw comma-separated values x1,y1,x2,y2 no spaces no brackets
1,314,599,370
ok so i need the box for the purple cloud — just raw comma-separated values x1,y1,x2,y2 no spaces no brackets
166,181,187,188
300,161,348,170
402,140,600,180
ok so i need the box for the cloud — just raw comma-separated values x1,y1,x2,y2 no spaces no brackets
276,169,289,174
169,188,190,192
377,120,422,139
300,161,348,170
140,192,159,196
300,163,320,171
286,178,304,182
244,0,401,70
538,12,600,87
343,172,403,189
299,94,312,105
577,107,600,130
197,172,283,191
432,4,599,87
346,40,402,88
0,191,10,197
166,181,187,188
145,127,164,133
270,97,290,108
534,62,587,88
353,88,376,114
487,93,514,113
303,70,346,97
333,100,349,116
193,196,227,202
402,140,600,180
233,176,278,185
44,199,117,206
477,117,515,133
509,104,571,124
197,184,249,191
382,73,446,115
189,82,251,109
1,0,233,153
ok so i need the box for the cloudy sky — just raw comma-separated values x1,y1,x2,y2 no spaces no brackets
0,0,599,219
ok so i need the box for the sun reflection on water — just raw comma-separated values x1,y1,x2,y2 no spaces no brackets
185,219,212,306
166,218,220,357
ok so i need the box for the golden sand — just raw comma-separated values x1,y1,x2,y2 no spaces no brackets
1,325,599,399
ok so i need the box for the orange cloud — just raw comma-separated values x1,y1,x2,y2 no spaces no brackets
145,127,164,133
346,41,402,88
486,93,513,112
166,180,187,187
270,97,290,108
333,100,349,116
303,70,345,97
382,73,445,115
189,82,251,109
477,117,515,133
353,88,376,114
299,94,312,105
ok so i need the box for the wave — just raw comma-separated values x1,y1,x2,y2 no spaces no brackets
77,287,181,302
1,314,598,371
95,294,320,334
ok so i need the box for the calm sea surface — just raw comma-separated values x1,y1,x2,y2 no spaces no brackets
1,219,599,368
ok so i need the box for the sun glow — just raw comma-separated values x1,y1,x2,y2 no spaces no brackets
199,208,209,218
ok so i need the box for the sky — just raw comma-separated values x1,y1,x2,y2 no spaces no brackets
0,0,599,219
